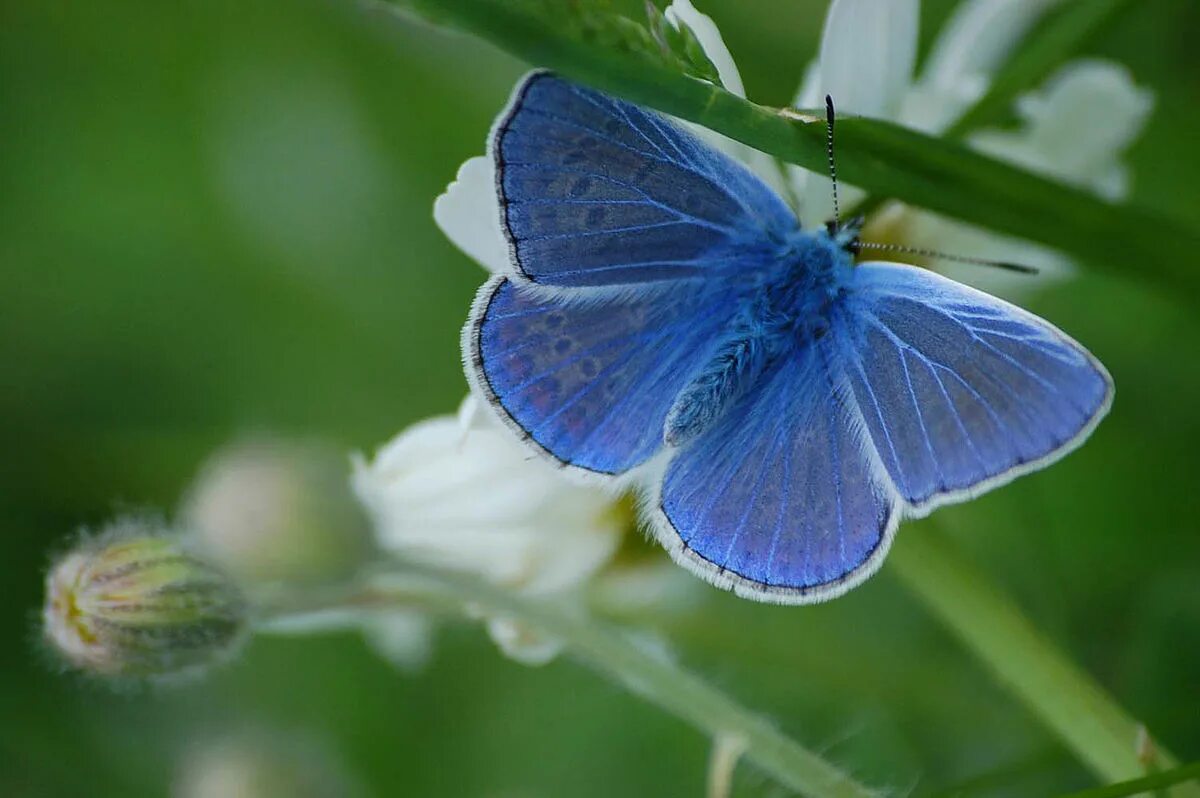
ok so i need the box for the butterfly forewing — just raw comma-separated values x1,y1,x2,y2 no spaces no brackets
492,72,796,286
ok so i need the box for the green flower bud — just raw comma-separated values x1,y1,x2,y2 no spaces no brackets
43,520,248,679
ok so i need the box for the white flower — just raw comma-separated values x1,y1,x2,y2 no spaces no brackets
433,155,508,274
351,396,624,664
873,58,1153,293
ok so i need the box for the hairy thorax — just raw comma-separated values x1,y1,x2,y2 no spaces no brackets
663,230,853,447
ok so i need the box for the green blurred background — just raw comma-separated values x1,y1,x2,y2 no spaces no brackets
2,0,1198,795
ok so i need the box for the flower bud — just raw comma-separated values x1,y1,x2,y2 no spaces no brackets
43,520,248,679
182,437,372,586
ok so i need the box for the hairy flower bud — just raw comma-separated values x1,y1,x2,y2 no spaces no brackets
43,520,248,679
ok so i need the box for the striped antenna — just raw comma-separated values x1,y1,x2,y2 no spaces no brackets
825,95,1036,276
855,241,1039,275
824,95,840,230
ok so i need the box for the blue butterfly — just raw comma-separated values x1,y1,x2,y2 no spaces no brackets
463,71,1113,604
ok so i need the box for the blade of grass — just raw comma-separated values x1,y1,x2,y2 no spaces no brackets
888,523,1197,796
1055,762,1200,798
375,0,1200,295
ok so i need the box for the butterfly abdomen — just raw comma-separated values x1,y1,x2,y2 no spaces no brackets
663,316,774,448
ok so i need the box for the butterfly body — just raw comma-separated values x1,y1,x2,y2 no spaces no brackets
665,228,852,446
464,72,1112,603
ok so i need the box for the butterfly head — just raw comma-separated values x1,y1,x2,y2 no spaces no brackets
823,214,864,257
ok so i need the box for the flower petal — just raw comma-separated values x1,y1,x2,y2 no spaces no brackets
968,60,1153,199
1012,60,1153,195
486,616,564,666
919,0,1061,92
876,203,1075,298
362,611,434,672
804,0,919,118
456,392,486,436
352,411,621,595
793,0,917,219
432,155,509,274
665,0,745,97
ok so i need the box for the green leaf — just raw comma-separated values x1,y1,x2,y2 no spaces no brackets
383,0,1200,295
1054,762,1200,798
673,17,723,86
644,1,723,85
644,1,672,53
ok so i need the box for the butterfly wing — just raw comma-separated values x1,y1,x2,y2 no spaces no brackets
650,339,902,603
492,71,797,286
471,72,801,475
841,262,1113,510
467,276,738,476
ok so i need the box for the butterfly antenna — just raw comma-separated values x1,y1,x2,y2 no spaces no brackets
855,241,1039,275
826,95,1035,276
825,95,841,231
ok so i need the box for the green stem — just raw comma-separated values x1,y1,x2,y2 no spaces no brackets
888,524,1196,795
256,565,878,798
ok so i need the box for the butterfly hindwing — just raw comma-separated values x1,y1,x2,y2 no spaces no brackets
840,262,1113,509
652,338,901,602
467,276,738,475
493,72,797,286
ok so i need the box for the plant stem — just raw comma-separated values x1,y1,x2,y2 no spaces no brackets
255,565,879,798
888,524,1197,795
